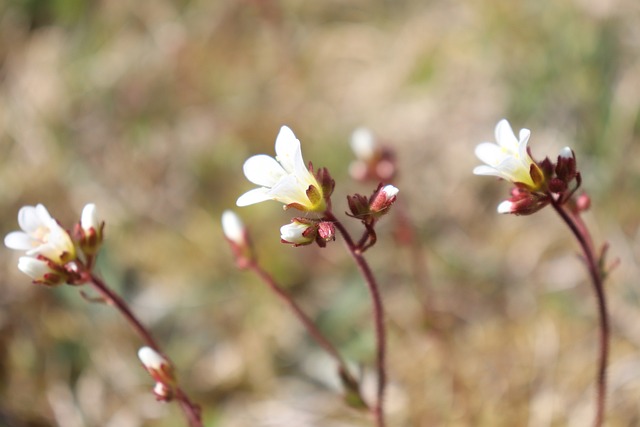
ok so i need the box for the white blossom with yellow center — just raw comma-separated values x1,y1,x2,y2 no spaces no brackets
473,119,542,190
237,126,326,212
4,204,76,264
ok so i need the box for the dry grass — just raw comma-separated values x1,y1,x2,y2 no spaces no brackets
2,0,640,425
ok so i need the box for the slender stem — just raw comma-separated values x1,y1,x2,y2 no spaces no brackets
325,210,387,427
247,260,356,379
550,199,609,427
86,272,203,427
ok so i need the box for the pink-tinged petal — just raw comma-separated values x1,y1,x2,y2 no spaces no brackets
497,201,514,214
236,188,272,207
475,142,510,166
242,155,287,187
495,119,518,149
4,231,34,251
274,126,301,174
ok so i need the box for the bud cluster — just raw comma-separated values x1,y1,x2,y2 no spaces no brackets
347,184,399,225
138,346,176,401
4,204,104,286
499,147,581,215
280,217,336,248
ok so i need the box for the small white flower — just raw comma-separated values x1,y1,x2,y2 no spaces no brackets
473,119,542,190
280,221,315,246
138,346,168,370
236,126,326,212
221,210,245,245
4,204,76,263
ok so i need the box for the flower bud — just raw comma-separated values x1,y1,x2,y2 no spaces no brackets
138,346,176,387
369,185,399,215
222,210,246,246
77,203,104,256
18,256,66,287
497,188,550,216
280,219,317,247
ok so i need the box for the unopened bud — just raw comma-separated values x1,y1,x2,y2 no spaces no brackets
138,346,176,387
78,203,104,256
222,210,246,246
577,193,591,212
369,185,399,214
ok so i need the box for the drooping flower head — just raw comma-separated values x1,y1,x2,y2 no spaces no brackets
138,346,176,401
4,204,76,264
237,126,333,212
473,119,544,191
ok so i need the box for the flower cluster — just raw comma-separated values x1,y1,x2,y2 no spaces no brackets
474,119,581,215
4,204,104,286
138,346,177,401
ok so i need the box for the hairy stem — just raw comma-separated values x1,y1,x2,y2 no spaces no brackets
550,199,609,427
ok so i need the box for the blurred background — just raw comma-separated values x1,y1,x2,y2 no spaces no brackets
1,0,640,425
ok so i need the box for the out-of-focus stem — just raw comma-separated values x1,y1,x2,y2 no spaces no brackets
550,198,609,427
245,260,364,403
85,272,203,427
324,210,387,427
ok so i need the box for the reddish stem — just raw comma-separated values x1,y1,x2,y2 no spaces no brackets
549,198,609,427
86,272,203,427
324,210,387,427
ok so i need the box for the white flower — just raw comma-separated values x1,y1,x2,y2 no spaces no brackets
473,119,542,190
280,221,316,246
236,126,326,212
4,204,76,264
221,210,246,245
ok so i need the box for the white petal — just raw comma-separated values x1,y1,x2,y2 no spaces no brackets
17,206,41,232
138,346,167,370
274,126,302,174
472,165,504,177
475,143,510,166
4,231,34,251
242,155,287,187
236,188,273,207
17,256,51,279
81,204,98,231
280,222,310,244
381,185,399,198
517,128,531,160
269,174,309,206
559,146,573,159
495,119,518,149
221,210,245,244
497,201,514,214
